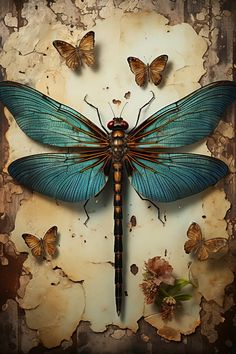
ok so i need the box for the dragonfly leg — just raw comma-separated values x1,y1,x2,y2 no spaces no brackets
84,95,108,133
136,191,165,226
130,91,155,132
83,199,90,227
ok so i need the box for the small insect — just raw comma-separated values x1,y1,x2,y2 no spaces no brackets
53,31,95,70
22,226,58,258
184,222,228,261
127,55,168,87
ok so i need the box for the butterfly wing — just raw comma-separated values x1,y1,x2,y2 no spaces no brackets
126,152,228,202
22,234,42,257
196,245,209,261
127,57,147,87
204,238,228,255
43,226,58,257
128,81,236,148
8,153,110,202
149,55,168,86
184,222,202,254
53,40,80,70
0,81,107,148
78,31,95,67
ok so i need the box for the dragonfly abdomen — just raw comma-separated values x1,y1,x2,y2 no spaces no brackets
113,161,123,316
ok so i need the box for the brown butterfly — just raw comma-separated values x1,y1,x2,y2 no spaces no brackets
22,226,58,258
184,222,228,261
53,31,95,70
127,55,168,87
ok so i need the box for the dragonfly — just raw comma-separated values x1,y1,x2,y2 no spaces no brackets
0,80,236,315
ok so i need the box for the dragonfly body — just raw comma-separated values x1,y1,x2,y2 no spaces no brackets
108,118,129,315
0,80,236,315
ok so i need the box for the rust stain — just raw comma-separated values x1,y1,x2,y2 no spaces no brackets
0,250,27,308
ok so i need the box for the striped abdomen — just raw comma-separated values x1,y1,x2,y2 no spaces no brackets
110,128,127,315
113,161,123,315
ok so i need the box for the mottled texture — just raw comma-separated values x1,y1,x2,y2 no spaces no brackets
0,0,235,353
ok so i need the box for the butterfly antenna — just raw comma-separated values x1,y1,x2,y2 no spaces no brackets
119,102,128,118
108,102,116,118
84,95,108,133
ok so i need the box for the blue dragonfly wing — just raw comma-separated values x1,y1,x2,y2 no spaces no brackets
128,81,236,148
8,153,110,202
128,153,228,202
0,81,107,148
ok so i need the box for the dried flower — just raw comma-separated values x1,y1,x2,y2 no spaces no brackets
140,257,175,304
161,296,177,320
140,280,159,304
144,256,175,286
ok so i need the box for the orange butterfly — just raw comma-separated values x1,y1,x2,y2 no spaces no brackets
22,226,58,258
127,55,168,87
184,222,228,261
53,31,95,70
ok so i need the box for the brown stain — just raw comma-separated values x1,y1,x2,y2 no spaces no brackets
129,215,137,231
0,252,27,308
124,91,131,99
112,99,121,106
130,215,137,227
200,299,225,343
13,0,26,29
157,326,180,341
130,264,138,275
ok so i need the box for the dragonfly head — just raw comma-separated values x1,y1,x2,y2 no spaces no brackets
107,118,129,131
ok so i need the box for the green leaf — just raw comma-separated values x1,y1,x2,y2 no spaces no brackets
168,279,191,296
174,294,192,302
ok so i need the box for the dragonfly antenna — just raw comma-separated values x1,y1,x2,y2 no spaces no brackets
108,102,116,118
119,102,128,118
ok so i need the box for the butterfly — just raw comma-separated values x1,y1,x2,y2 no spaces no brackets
184,222,228,261
53,31,95,70
22,226,58,258
0,80,235,314
127,55,168,87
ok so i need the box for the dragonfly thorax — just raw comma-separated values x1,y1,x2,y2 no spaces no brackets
109,128,128,162
107,118,129,131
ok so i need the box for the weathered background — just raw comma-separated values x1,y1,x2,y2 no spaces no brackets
0,0,236,353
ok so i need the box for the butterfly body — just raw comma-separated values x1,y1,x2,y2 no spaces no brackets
53,31,95,70
1,80,236,314
127,55,168,86
22,226,58,258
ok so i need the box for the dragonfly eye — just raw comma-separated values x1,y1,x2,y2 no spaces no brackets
121,120,129,130
107,120,114,130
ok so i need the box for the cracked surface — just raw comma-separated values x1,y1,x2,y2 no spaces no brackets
0,0,235,352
